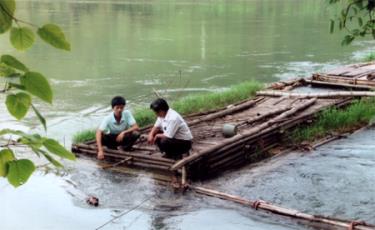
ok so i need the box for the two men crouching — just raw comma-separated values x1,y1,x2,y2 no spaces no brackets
96,97,193,160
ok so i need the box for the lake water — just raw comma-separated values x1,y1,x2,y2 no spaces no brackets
1,0,374,229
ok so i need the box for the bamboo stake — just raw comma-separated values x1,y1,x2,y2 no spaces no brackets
181,166,187,186
256,90,375,98
190,186,375,230
102,157,132,169
171,98,317,171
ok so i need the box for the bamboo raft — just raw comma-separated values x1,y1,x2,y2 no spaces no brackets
72,62,375,184
73,62,375,229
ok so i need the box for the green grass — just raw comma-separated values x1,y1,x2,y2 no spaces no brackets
291,98,375,143
72,129,96,144
363,52,375,62
72,81,263,144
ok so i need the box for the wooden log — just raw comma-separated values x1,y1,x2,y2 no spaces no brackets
171,98,317,171
235,106,291,128
190,186,375,230
256,90,375,98
187,97,264,127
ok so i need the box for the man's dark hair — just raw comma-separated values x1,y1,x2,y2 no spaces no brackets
111,96,126,108
150,98,169,112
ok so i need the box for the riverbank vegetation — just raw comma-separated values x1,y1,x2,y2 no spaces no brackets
290,98,375,143
72,81,263,143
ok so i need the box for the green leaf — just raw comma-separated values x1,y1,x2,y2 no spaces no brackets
0,63,16,77
0,0,15,34
1,55,28,71
31,104,46,131
10,27,35,50
0,128,26,137
40,150,63,168
0,149,15,177
18,133,45,149
21,72,53,103
37,24,70,51
7,159,35,187
8,82,25,90
6,92,31,120
43,138,76,160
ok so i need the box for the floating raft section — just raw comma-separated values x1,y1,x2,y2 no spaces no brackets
72,62,375,184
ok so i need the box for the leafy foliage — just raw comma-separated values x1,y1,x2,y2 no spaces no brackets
0,0,15,34
329,0,375,45
0,0,74,187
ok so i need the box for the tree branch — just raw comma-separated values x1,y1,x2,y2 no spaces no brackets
0,3,38,28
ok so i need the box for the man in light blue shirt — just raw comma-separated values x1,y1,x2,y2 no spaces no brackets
96,96,140,160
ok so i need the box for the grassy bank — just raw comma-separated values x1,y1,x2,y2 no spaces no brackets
290,98,375,143
363,52,375,62
72,81,263,144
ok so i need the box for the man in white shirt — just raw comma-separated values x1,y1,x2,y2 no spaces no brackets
148,98,193,159
96,96,140,160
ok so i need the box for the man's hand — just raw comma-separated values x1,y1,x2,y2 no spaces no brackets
97,149,105,160
147,134,154,145
116,131,126,143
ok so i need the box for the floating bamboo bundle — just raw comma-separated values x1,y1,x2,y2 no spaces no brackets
256,90,375,98
190,185,375,230
307,79,374,90
312,73,375,86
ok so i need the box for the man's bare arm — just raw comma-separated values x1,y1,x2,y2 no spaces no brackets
96,130,105,160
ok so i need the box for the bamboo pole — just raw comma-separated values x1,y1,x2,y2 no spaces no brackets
256,90,375,98
187,97,264,127
235,106,291,128
312,74,375,86
190,186,375,230
171,98,317,171
75,148,173,167
75,143,175,164
102,157,133,169
307,80,374,90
